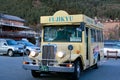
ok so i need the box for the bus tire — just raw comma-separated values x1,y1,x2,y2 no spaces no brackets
31,70,40,78
74,60,81,80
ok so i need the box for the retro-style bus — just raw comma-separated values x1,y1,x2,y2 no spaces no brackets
23,10,104,80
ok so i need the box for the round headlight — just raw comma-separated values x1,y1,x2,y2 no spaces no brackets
30,51,36,57
56,51,65,58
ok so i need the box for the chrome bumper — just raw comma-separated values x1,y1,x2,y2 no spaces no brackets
23,64,74,72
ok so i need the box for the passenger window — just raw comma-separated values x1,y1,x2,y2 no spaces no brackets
91,29,97,42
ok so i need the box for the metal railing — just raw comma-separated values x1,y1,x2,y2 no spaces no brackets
0,31,36,38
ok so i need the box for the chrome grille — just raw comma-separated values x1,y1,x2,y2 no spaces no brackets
42,45,56,66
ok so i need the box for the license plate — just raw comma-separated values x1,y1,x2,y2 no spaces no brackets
40,66,49,71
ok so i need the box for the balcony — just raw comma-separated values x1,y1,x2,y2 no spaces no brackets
0,31,36,38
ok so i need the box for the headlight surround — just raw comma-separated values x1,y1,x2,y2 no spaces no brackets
56,51,65,58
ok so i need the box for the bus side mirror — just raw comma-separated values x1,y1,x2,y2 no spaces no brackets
80,22,85,31
68,45,73,51
68,45,73,61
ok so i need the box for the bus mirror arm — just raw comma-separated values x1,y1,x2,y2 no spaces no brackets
68,45,73,63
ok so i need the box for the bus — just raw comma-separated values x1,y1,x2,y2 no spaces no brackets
23,10,104,80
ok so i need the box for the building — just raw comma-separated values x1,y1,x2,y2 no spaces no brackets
0,13,36,41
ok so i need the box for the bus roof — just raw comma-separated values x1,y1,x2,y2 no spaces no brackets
40,10,103,28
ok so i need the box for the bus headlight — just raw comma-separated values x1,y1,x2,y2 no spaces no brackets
30,51,36,57
56,51,65,58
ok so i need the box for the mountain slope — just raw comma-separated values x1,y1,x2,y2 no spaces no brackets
0,0,120,26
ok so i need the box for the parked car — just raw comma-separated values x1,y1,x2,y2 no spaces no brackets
0,38,24,56
104,43,120,57
16,40,40,55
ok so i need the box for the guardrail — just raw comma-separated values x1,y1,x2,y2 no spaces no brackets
107,50,118,60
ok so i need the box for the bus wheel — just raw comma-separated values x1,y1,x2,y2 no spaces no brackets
74,60,81,80
31,70,40,78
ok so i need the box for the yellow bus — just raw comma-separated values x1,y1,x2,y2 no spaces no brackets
23,10,104,80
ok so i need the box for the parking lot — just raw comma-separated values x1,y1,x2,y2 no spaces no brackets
0,55,120,80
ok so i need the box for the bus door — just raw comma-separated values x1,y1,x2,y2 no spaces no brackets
85,27,90,68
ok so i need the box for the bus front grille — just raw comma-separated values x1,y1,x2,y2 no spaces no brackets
42,45,56,66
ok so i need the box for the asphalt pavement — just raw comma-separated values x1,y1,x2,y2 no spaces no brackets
0,55,120,80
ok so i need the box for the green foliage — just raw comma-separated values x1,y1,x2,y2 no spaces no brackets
0,0,120,26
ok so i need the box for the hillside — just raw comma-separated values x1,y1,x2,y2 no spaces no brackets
0,0,120,28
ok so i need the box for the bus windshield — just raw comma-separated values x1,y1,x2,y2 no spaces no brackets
44,25,82,42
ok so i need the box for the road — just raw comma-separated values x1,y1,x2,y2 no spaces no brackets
0,55,120,80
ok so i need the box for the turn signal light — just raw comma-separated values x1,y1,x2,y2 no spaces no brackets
76,50,80,54
66,64,73,67
23,61,29,64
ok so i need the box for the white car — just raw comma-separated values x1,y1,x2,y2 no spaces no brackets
104,43,120,57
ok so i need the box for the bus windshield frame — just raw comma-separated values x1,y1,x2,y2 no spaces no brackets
43,25,83,42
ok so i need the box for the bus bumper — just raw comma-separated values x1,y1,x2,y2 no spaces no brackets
23,63,74,72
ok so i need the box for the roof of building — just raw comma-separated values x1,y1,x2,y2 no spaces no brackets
1,23,31,29
0,13,25,22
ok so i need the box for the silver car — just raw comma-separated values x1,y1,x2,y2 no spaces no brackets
0,38,24,56
17,40,40,55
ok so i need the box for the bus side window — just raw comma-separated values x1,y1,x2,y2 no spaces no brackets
91,29,97,42
100,31,104,42
91,29,95,42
